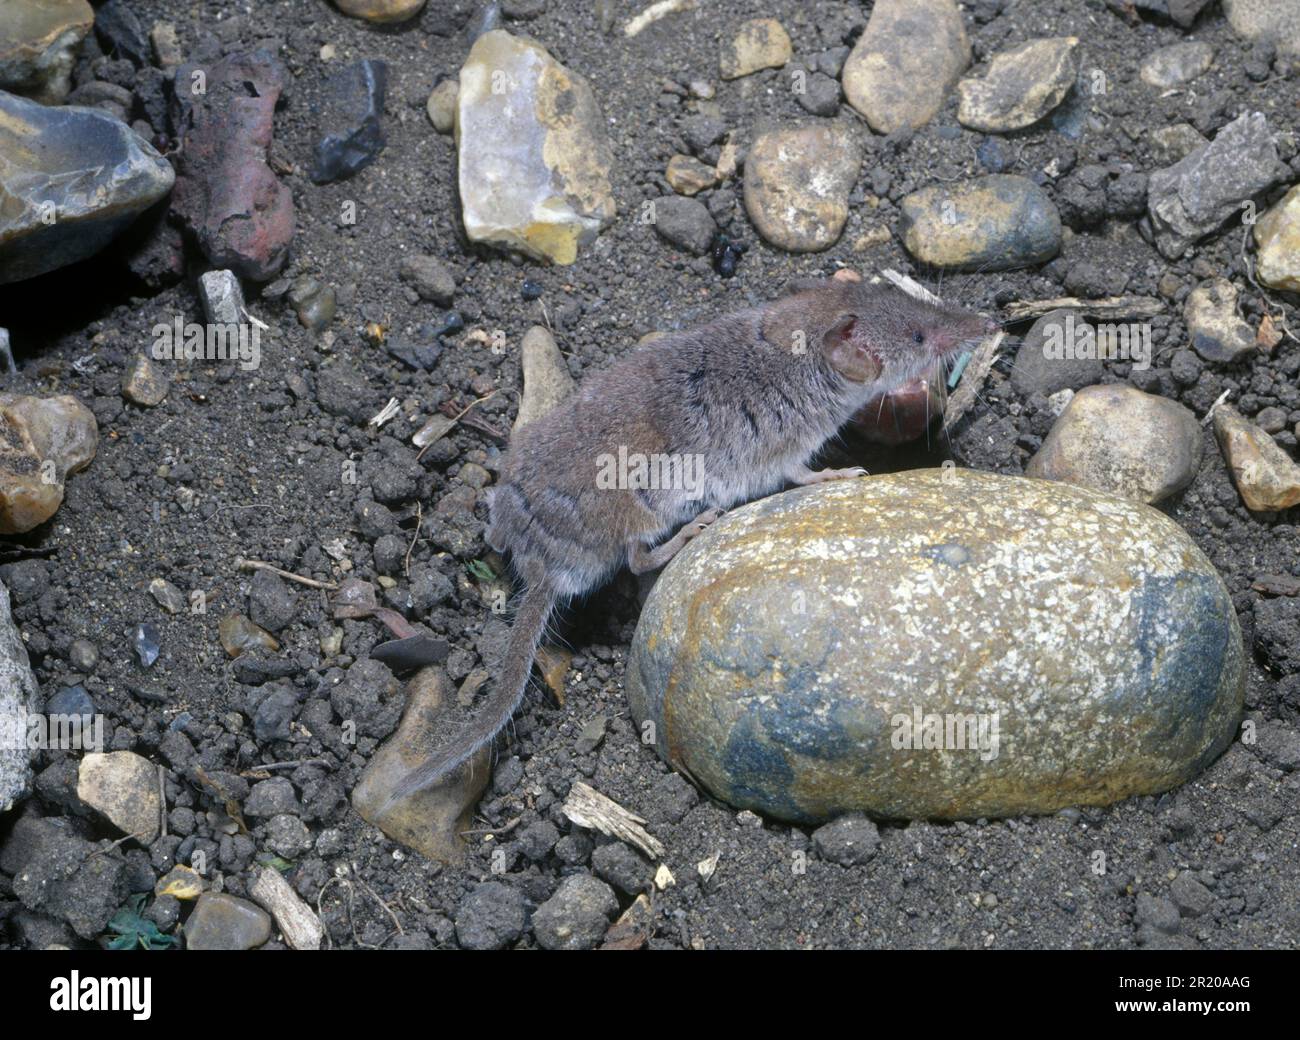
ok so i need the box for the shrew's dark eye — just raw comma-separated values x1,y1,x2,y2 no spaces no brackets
913,331,925,345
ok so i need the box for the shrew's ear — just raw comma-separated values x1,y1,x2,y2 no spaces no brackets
762,294,818,355
824,314,881,383
763,283,855,355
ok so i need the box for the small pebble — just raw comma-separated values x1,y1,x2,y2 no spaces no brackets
132,623,161,668
68,639,99,673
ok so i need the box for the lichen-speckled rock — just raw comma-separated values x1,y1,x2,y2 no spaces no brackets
956,37,1079,133
841,0,969,134
456,30,615,265
0,579,39,812
898,175,1062,271
742,124,860,252
1026,384,1203,504
1253,184,1300,293
626,471,1244,823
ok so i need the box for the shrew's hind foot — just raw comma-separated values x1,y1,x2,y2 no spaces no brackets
791,465,868,486
627,507,725,574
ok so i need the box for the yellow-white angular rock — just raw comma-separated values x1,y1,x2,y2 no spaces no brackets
719,18,792,80
1213,404,1300,512
456,30,616,265
1253,184,1300,292
1026,385,1203,504
77,751,161,843
957,37,1080,133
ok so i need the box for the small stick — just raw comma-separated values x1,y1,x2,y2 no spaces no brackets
460,815,522,838
415,390,497,462
404,502,422,578
944,331,1004,430
236,558,338,590
354,874,405,937
159,765,168,839
1202,387,1233,425
247,758,332,773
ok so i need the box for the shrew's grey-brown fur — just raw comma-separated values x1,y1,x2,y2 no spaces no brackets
384,275,993,808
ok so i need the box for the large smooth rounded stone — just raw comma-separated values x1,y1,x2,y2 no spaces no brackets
626,471,1244,823
898,175,1061,271
333,0,426,22
0,91,175,284
742,124,860,252
1026,384,1203,505
956,37,1079,132
842,0,969,133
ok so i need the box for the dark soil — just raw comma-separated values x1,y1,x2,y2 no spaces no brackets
1,0,1298,950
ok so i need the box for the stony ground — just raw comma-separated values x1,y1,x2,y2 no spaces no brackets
1,0,1299,950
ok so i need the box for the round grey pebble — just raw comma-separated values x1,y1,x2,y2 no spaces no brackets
248,569,297,633
264,814,313,858
812,812,881,866
68,638,100,673
1169,872,1214,918
554,832,593,866
372,534,408,576
652,195,716,256
592,841,651,895
516,820,560,862
243,777,301,818
531,874,618,951
1135,892,1182,935
398,254,456,306
455,881,525,951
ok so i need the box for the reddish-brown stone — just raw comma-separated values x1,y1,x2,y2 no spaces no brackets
171,51,294,281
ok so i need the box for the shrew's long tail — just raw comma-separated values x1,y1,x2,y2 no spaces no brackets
381,578,555,811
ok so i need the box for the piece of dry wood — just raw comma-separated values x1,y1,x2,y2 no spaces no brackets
236,558,338,591
943,330,1004,430
562,781,665,860
600,893,654,951
250,866,326,951
624,0,696,37
878,268,943,306
1001,295,1164,323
